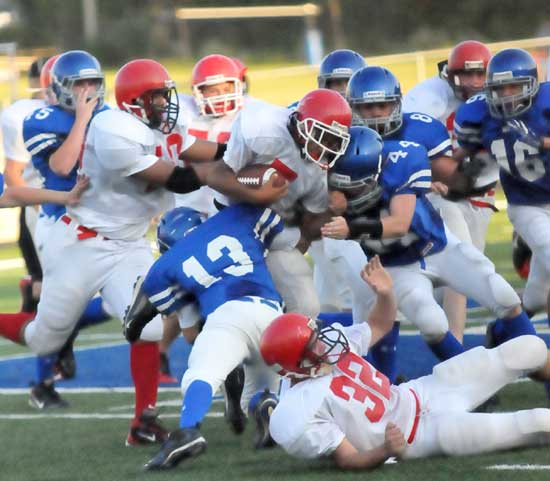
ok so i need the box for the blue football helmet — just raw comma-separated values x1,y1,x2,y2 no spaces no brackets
317,49,366,93
157,207,204,254
328,126,384,214
51,50,105,112
484,48,539,119
347,66,403,137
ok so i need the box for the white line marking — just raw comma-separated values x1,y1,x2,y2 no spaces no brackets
0,412,223,420
0,341,126,362
0,387,182,395
486,465,550,470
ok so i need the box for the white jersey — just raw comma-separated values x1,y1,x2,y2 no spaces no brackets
403,75,498,196
175,93,241,214
220,99,328,221
270,324,417,459
1,98,46,187
68,109,195,240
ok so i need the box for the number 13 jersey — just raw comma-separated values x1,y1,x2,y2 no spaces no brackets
270,323,417,458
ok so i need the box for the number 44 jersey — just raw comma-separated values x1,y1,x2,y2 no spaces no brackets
454,83,550,206
143,204,284,319
270,323,418,459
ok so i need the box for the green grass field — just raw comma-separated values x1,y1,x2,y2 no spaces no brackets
1,203,550,481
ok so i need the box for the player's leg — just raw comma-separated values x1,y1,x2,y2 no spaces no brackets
18,207,42,311
406,409,550,458
100,239,165,444
390,265,464,361
266,248,320,318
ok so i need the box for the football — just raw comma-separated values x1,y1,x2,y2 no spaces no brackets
236,164,286,189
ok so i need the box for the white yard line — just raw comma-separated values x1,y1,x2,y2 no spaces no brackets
0,386,182,394
0,412,223,420
486,465,550,470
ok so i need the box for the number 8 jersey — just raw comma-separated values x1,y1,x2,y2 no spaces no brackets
454,83,550,206
270,323,418,459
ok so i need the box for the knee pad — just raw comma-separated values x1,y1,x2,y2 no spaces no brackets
399,287,448,342
496,335,547,373
487,273,521,317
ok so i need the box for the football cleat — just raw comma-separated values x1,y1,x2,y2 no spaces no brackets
123,276,158,343
54,331,77,380
248,389,278,449
158,352,178,384
29,382,69,409
224,365,246,434
144,428,207,470
126,408,168,447
484,320,498,349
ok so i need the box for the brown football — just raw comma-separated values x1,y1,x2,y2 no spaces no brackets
236,164,286,189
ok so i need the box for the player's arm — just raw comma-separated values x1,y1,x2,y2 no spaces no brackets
206,160,288,205
0,175,89,208
360,255,396,345
321,194,416,240
49,88,98,176
132,160,211,194
332,423,406,470
180,138,226,163
3,158,26,187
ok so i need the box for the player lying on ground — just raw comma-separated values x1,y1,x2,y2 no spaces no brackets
261,259,550,469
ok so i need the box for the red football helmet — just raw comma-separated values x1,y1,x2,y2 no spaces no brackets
39,55,60,90
293,89,352,169
115,59,179,134
445,40,491,100
191,54,244,117
232,57,249,94
260,313,350,379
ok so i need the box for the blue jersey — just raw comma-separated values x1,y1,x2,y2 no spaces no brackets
385,112,452,161
454,83,550,205
143,204,283,318
23,104,108,218
351,140,447,266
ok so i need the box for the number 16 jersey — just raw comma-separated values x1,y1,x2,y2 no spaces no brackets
454,82,550,206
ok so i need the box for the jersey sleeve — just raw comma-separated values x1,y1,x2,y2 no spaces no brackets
1,109,29,162
252,207,285,249
342,323,372,357
419,116,452,159
92,121,158,176
383,142,431,196
269,403,345,459
222,113,254,173
142,255,192,316
22,109,63,161
454,96,486,151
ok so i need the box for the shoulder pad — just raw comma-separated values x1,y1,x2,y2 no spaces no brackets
91,109,155,147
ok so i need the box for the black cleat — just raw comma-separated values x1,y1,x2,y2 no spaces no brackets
54,331,78,380
484,320,498,349
29,382,69,409
126,408,168,446
144,428,207,470
224,365,246,434
123,276,158,343
249,389,278,449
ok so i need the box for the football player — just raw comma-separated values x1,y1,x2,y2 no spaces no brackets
322,127,546,372
263,310,550,469
207,88,352,320
0,58,224,444
123,203,286,469
317,49,367,95
1,57,50,312
454,48,550,324
403,41,494,341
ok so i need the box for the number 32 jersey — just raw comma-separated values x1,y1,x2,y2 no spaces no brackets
454,82,550,205
269,323,418,459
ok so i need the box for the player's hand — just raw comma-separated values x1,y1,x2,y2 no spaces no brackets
384,422,406,458
361,255,393,295
329,190,348,215
321,216,350,239
75,86,99,124
505,119,544,151
252,175,288,204
65,175,90,206
430,181,448,196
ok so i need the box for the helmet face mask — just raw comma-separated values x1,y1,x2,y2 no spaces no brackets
137,85,180,134
329,167,383,214
352,99,402,137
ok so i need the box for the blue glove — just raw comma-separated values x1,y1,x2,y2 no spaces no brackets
505,120,544,151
